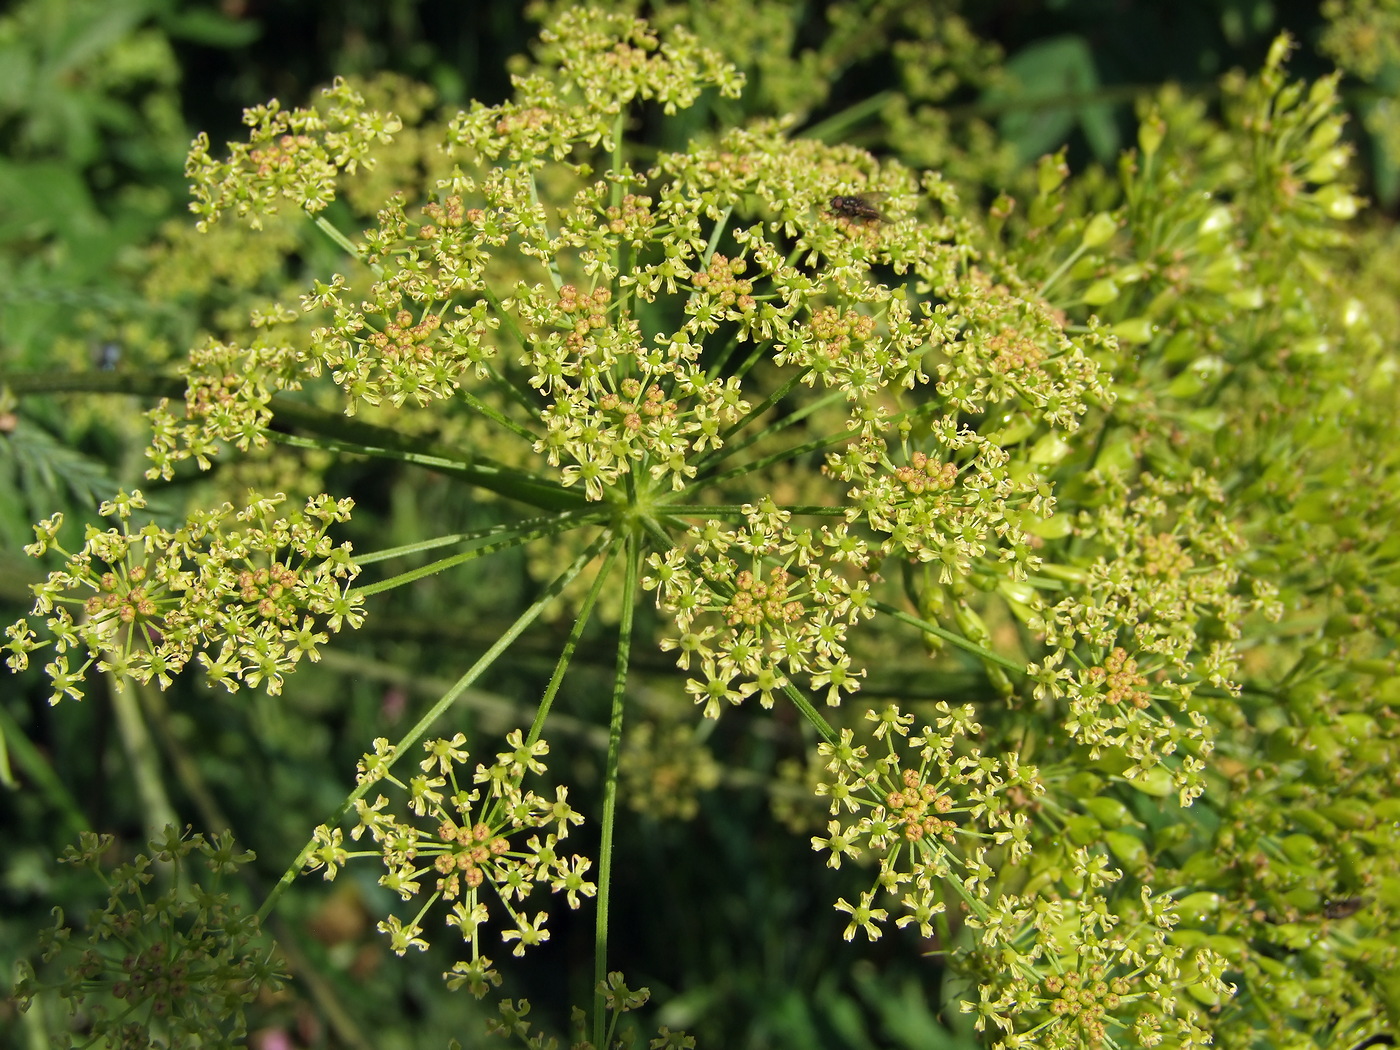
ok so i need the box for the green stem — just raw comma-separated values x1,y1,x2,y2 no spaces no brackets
701,367,804,456
471,285,542,414
314,648,607,747
0,370,184,398
608,109,630,320
700,385,846,475
527,540,622,746
657,503,847,519
352,510,606,566
528,171,566,293
314,214,366,262
352,511,607,598
264,427,586,511
610,111,627,209
700,429,852,489
800,91,895,142
1037,240,1091,301
700,204,734,268
106,670,177,837
256,530,612,926
137,684,232,833
871,599,1025,672
944,79,1190,123
460,386,542,445
592,531,641,1049
781,680,838,745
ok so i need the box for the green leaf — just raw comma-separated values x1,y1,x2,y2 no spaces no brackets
160,8,261,47
988,34,1120,164
0,159,101,241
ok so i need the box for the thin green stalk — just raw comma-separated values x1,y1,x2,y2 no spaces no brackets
480,358,546,417
257,530,613,925
592,531,641,1049
700,204,734,268
799,90,895,143
317,648,608,748
352,522,541,567
528,170,566,293
940,79,1184,123
610,111,627,209
265,429,586,511
0,370,184,399
638,515,676,558
527,541,622,746
700,429,852,489
608,109,630,319
871,599,1025,672
728,332,775,384
473,282,547,415
106,670,177,837
698,385,846,475
314,215,365,261
266,395,487,459
0,712,14,789
352,511,607,598
656,503,847,519
473,284,532,360
460,386,544,445
353,510,606,566
781,680,838,746
137,683,233,834
470,296,534,411
1037,240,1092,301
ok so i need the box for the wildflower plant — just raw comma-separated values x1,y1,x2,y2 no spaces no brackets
4,490,362,702
12,827,282,1050
303,729,595,998
5,7,1400,1049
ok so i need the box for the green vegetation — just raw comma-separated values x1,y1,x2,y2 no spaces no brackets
3,3,1399,1048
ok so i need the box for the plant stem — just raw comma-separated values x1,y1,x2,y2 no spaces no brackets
314,214,364,260
106,670,177,838
592,530,641,1048
352,510,599,566
0,370,184,398
352,511,608,598
872,599,1026,672
700,204,733,268
701,385,845,474
782,680,838,745
527,540,622,746
699,429,851,488
800,91,895,142
263,427,585,512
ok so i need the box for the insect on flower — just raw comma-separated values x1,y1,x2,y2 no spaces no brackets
1321,895,1366,920
827,193,888,225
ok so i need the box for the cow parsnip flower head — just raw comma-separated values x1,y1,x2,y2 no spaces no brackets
117,6,1114,724
305,730,592,998
5,490,362,702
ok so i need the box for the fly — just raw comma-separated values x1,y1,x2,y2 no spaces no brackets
827,193,888,225
1322,896,1366,920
